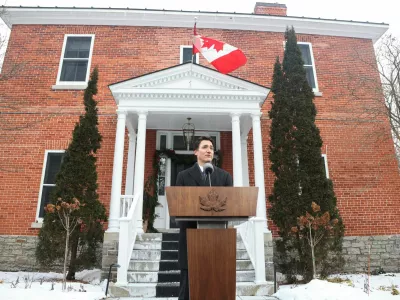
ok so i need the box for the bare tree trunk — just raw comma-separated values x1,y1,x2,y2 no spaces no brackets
309,226,316,279
66,235,79,280
63,219,70,291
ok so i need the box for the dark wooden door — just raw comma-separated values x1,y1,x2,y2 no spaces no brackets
169,155,196,228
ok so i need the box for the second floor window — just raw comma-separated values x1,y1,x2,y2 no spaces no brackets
298,42,319,91
180,46,199,64
57,35,94,83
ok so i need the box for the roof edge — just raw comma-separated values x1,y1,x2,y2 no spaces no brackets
0,6,389,42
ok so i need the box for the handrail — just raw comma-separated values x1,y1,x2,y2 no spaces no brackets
235,217,267,284
116,193,140,285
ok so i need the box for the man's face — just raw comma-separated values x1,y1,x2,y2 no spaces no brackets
194,140,214,166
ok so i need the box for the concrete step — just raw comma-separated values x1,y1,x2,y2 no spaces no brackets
161,241,178,250
134,240,246,250
127,270,256,283
131,249,249,261
110,297,277,300
161,250,178,260
237,249,250,259
237,282,274,296
136,233,163,242
109,281,274,298
160,233,179,242
131,250,161,261
157,228,180,233
157,270,180,283
128,260,254,271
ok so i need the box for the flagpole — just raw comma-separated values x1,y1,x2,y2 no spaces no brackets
189,17,197,89
192,17,197,64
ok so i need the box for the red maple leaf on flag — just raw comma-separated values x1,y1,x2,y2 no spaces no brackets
202,37,225,52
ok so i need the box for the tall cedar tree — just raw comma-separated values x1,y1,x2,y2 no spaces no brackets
36,67,107,279
268,27,344,282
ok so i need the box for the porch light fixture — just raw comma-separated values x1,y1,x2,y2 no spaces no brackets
182,117,195,151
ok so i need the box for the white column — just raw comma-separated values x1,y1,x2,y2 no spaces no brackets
231,113,243,187
241,135,249,186
133,111,147,234
124,131,136,195
252,112,269,230
107,110,127,232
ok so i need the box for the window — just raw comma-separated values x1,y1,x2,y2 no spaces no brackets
321,154,330,178
36,151,65,219
56,35,95,84
298,42,319,92
180,46,199,64
160,135,167,151
173,135,217,151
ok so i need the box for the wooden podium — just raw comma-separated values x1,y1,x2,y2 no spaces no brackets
166,187,258,300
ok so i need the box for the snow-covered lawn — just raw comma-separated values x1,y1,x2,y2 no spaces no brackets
0,269,106,300
0,270,399,299
274,273,400,300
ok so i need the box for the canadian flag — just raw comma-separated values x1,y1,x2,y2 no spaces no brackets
192,24,247,74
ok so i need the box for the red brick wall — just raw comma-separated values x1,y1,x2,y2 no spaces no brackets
254,5,287,16
0,24,399,237
220,132,233,176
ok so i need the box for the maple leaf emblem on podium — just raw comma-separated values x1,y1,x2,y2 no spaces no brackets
199,189,227,212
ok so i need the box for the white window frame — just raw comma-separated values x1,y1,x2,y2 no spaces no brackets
321,154,330,178
297,42,319,93
35,150,65,222
156,131,220,153
282,41,321,95
180,45,199,64
53,34,95,89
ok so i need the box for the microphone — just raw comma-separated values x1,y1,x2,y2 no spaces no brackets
203,163,214,187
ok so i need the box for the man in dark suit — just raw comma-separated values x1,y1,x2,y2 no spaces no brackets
175,136,233,300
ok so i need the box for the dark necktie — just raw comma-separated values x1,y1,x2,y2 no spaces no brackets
201,171,207,182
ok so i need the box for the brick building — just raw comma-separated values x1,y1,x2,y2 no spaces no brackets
0,2,399,296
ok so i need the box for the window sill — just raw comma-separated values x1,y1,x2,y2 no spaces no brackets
314,91,323,97
52,84,87,90
31,222,43,229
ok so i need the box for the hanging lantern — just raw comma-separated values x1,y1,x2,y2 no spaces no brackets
182,117,195,151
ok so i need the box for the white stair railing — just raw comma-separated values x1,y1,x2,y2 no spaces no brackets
116,194,140,285
235,217,267,283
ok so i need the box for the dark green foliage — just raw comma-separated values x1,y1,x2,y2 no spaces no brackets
268,27,344,282
36,67,107,278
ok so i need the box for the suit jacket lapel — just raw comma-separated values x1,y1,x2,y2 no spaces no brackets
187,164,205,186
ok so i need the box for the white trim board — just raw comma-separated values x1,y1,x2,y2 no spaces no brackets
1,7,388,42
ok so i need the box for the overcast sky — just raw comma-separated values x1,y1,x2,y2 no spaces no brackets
1,0,400,63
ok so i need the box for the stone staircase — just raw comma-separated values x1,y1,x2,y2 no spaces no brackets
109,230,274,297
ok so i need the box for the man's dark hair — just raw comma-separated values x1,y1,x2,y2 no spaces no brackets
194,136,215,150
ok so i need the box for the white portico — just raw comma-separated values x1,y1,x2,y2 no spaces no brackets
107,62,270,285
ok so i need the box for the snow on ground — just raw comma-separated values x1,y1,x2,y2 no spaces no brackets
274,273,400,300
0,269,106,300
0,270,399,299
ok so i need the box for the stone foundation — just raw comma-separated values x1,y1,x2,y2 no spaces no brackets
264,232,274,281
0,235,103,273
271,234,400,275
101,232,119,281
0,235,41,271
341,235,400,273
1,233,398,276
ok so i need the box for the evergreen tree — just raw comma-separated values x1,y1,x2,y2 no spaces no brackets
36,67,107,279
268,27,344,282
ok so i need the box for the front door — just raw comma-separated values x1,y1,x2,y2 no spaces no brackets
154,131,220,229
169,155,196,228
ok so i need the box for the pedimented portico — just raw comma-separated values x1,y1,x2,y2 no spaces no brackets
107,62,270,285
